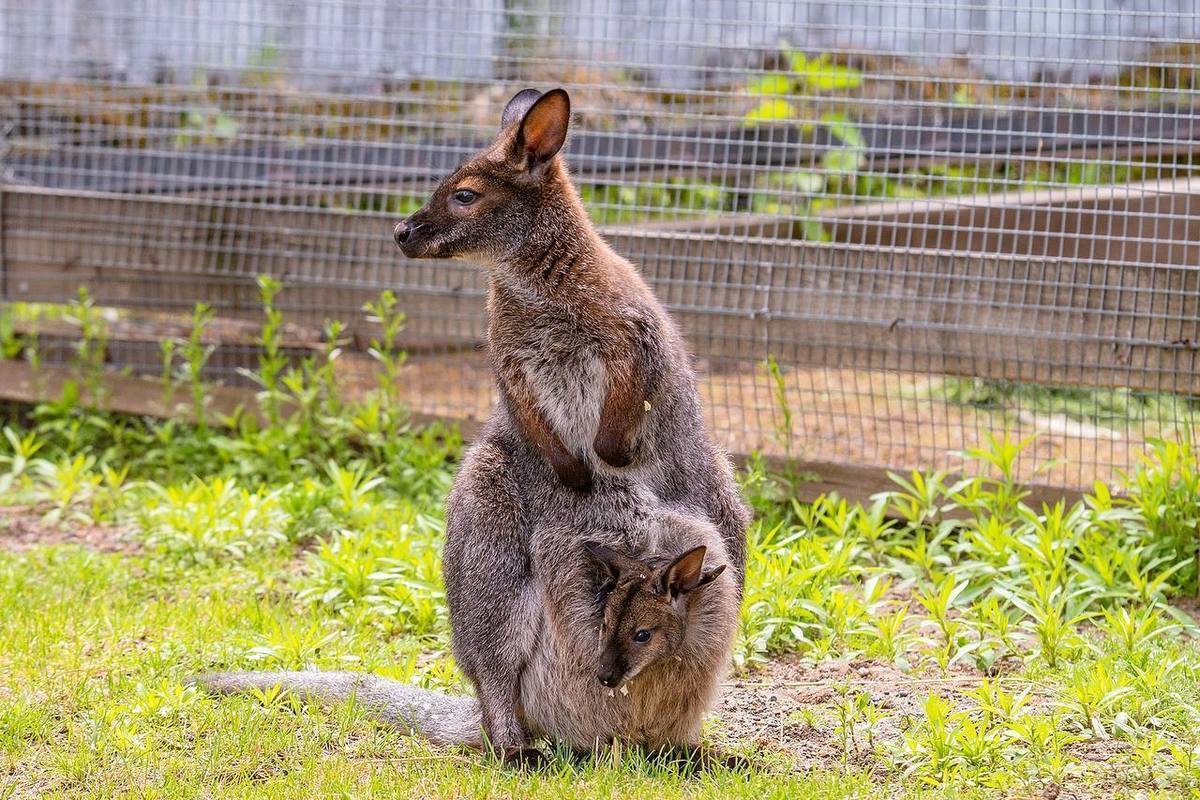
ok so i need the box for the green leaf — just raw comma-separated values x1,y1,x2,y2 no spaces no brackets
790,53,863,92
213,114,240,139
743,99,797,125
801,218,831,242
821,112,866,149
801,60,864,92
746,73,793,96
822,146,865,176
787,50,811,74
784,170,826,194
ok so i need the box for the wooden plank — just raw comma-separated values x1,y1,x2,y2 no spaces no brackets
0,359,255,425
0,359,1086,506
8,104,1198,194
820,175,1200,267
608,219,1200,396
8,314,324,349
5,186,1198,397
0,186,486,351
0,359,461,434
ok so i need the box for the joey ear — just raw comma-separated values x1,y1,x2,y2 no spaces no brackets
659,546,713,598
510,88,570,173
500,88,542,131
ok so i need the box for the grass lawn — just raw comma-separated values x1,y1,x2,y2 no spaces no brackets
2,291,1200,798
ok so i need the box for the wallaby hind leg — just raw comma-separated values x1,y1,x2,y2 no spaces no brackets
443,435,539,751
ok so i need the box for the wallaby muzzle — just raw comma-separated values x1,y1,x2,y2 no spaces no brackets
393,215,435,259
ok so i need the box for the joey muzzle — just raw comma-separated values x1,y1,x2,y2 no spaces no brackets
597,650,626,688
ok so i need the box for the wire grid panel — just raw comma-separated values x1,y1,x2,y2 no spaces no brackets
1,0,1198,490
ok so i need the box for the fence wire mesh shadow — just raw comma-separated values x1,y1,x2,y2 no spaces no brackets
1,1,1198,495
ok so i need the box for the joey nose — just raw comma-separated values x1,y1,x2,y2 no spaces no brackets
598,670,618,688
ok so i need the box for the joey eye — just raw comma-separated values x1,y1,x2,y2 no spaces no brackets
633,629,652,644
452,189,479,205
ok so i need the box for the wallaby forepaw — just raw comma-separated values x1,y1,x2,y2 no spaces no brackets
554,457,593,492
592,433,636,469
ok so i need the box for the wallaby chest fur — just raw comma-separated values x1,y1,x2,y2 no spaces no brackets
488,264,670,483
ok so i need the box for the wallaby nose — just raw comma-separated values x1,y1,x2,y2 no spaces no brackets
598,670,618,688
393,219,413,247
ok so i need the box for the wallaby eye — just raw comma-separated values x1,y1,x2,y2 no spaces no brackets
452,189,479,206
633,629,652,644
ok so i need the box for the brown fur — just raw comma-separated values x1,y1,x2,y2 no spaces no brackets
396,89,670,488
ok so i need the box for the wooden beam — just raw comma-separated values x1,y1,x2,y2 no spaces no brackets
607,216,1200,397
740,454,1086,510
0,359,468,435
8,104,1198,194
820,175,1200,267
5,186,1198,396
0,359,254,425
0,186,487,351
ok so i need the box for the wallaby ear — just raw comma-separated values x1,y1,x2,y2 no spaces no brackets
585,540,648,583
585,540,625,582
695,563,726,590
510,88,570,173
660,546,711,598
500,88,542,131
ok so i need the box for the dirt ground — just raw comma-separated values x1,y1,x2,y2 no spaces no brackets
0,508,135,554
340,351,1162,492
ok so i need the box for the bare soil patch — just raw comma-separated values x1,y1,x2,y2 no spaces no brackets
715,657,1134,795
0,508,136,554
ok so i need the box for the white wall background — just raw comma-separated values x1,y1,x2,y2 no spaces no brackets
1,0,1196,90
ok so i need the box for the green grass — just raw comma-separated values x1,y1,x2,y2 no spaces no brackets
4,419,1200,798
3,289,1200,797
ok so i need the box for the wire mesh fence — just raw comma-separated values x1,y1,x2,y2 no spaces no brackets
1,1,1198,493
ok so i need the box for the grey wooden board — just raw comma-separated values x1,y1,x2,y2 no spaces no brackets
8,105,1199,195
5,186,1198,396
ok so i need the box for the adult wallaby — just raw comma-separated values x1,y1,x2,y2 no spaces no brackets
194,498,738,757
394,87,750,753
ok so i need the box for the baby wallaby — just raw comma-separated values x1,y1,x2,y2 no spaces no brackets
588,541,726,692
193,504,737,760
403,88,750,752
519,498,738,753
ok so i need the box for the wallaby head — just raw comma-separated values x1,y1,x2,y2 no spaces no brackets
584,541,726,690
393,87,576,262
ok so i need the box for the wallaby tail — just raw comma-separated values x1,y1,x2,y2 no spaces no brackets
191,670,482,748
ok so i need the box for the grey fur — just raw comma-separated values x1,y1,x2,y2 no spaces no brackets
190,671,482,746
